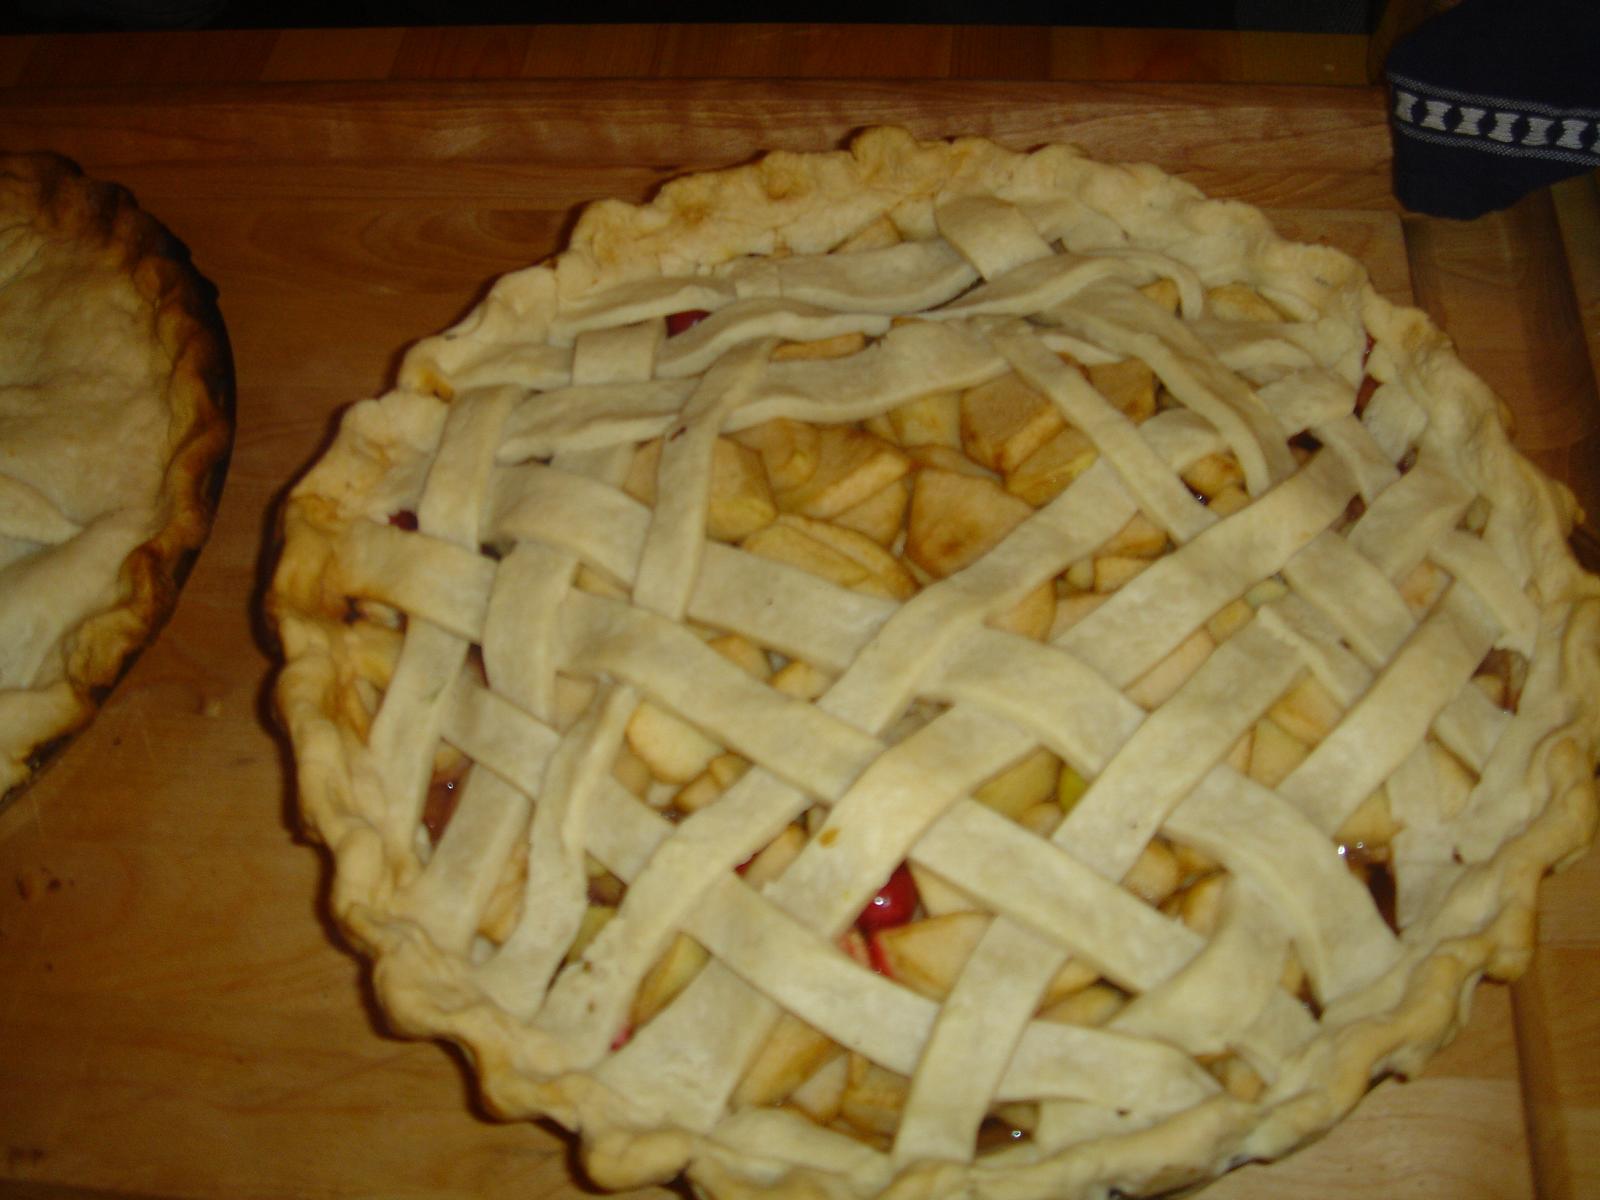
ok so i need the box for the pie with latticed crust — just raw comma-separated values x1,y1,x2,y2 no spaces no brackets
0,152,233,805
269,128,1600,1200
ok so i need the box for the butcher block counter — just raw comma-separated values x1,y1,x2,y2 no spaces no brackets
1,22,1597,1200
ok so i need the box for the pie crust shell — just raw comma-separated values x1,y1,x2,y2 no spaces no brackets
0,152,235,803
269,128,1600,1200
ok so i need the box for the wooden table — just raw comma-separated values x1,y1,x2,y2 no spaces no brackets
0,23,1596,1200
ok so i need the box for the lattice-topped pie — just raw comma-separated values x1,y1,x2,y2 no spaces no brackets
270,128,1600,1200
1,153,233,804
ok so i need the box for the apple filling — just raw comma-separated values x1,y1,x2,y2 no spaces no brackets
348,278,1527,1158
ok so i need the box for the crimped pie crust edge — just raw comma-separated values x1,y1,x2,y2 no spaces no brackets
269,127,1600,1200
0,151,235,803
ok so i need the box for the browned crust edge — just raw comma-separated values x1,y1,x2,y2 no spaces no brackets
1,151,236,805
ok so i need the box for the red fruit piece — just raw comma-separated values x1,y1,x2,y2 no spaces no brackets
1354,331,1378,416
857,863,918,933
421,774,460,844
666,309,710,337
387,509,419,531
1354,372,1380,415
838,928,872,968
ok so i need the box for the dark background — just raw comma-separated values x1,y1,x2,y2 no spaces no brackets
4,1,1384,35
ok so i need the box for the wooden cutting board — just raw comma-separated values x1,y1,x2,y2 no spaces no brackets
0,79,1593,1200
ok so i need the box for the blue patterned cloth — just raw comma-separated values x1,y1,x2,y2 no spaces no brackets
1385,0,1600,218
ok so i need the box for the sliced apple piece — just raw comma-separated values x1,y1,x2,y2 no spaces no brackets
631,932,711,1028
862,412,898,443
1040,957,1100,1008
741,823,807,889
1209,484,1250,516
989,1103,1040,1141
840,1055,910,1141
742,514,917,601
707,752,749,789
906,442,999,480
1093,554,1153,594
623,437,663,507
1225,728,1253,774
1336,788,1402,852
1168,839,1220,879
837,927,872,970
775,426,911,521
1141,277,1181,314
1038,983,1125,1027
675,752,753,815
1057,762,1089,813
1017,800,1063,838
575,562,630,600
624,436,777,543
1171,871,1227,935
1122,838,1181,906
566,903,616,963
553,673,600,730
770,659,834,701
1399,559,1446,611
1125,626,1214,709
731,418,821,492
612,742,654,798
906,468,1032,578
1245,577,1289,609
1205,597,1254,645
1248,715,1309,787
673,769,724,815
793,513,918,599
1207,282,1284,323
733,1013,842,1108
627,700,722,783
988,582,1056,641
832,475,911,546
707,437,778,542
1213,1055,1266,1102
586,852,624,898
1087,357,1158,423
478,838,529,944
1056,563,1094,595
1472,669,1510,709
960,371,1066,474
1005,423,1098,507
1268,673,1343,746
771,330,869,362
907,862,981,917
888,391,963,448
975,746,1062,820
1051,588,1107,637
708,632,772,681
1097,512,1168,559
870,911,989,1001
1181,452,1244,502
787,1051,850,1124
1280,946,1306,997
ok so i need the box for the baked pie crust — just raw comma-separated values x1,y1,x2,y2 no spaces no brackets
270,128,1600,1200
0,153,234,804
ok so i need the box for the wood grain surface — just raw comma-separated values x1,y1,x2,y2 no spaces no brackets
0,42,1595,1200
0,25,1371,88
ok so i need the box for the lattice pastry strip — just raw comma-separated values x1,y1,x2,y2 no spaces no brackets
271,129,1600,1200
328,425,1312,1139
